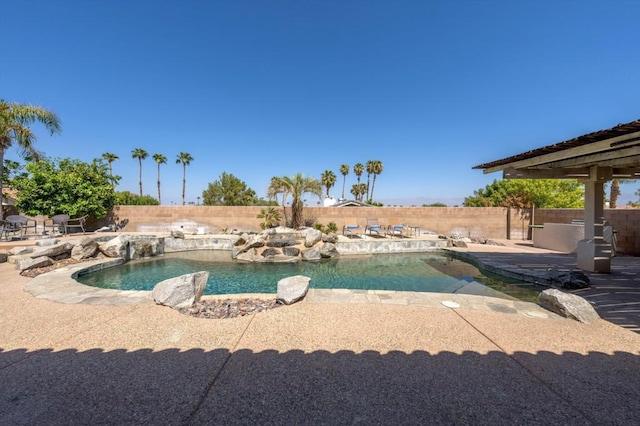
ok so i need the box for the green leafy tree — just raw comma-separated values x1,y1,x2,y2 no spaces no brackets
0,100,61,218
202,172,258,206
114,191,159,205
424,202,447,207
152,153,167,204
131,148,148,196
175,152,193,206
463,179,584,208
339,163,349,200
277,173,322,228
368,160,383,203
101,152,119,187
320,169,337,198
12,157,116,218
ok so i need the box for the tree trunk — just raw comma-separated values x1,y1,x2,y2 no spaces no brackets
138,159,143,196
181,166,186,206
610,179,620,209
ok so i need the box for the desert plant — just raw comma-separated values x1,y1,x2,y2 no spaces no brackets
257,207,282,229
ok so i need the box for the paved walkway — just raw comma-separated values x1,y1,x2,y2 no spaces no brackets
1,237,639,424
446,241,640,333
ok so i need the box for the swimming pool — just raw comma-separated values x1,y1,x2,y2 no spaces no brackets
76,250,540,301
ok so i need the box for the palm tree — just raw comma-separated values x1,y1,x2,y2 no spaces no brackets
350,183,367,202
277,173,322,228
339,164,349,200
609,179,637,208
0,100,61,218
369,160,384,202
365,160,375,201
101,152,119,187
268,176,289,225
152,153,167,204
320,170,337,198
353,163,364,198
131,148,148,196
175,152,193,206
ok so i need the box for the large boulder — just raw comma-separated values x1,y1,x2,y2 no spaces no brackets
282,247,300,257
129,238,164,260
236,249,259,262
31,242,74,259
300,228,322,248
15,256,54,271
301,247,322,261
236,233,266,254
152,271,209,309
277,275,310,305
71,237,99,260
261,247,281,258
8,246,33,256
319,243,340,258
537,289,600,324
99,235,129,258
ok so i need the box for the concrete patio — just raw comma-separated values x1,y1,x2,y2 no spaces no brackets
1,235,639,424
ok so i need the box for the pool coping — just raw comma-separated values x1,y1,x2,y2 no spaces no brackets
23,253,557,320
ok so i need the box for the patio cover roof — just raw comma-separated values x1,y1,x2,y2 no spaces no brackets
473,118,640,179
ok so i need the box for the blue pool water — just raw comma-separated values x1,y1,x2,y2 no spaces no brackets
76,250,539,300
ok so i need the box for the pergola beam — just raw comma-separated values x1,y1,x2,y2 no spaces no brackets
483,131,640,174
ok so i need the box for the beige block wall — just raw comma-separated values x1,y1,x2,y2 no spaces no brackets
96,205,530,241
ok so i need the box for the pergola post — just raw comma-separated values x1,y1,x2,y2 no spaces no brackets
577,166,612,273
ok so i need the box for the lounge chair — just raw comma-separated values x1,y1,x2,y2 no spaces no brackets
0,219,25,241
342,218,363,238
365,217,385,237
6,215,37,236
43,214,69,235
386,218,410,238
64,215,88,234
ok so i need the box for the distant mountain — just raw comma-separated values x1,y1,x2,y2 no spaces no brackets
377,197,464,207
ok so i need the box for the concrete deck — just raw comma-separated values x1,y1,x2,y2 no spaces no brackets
1,235,639,424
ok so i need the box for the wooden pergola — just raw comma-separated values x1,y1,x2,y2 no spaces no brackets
473,118,640,273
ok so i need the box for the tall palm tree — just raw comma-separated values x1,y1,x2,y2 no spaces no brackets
131,148,148,196
353,163,364,198
365,160,375,201
268,176,289,225
175,152,193,206
152,153,167,204
339,163,349,200
320,170,337,198
350,183,367,202
278,173,322,228
0,100,61,218
101,152,119,187
369,160,384,202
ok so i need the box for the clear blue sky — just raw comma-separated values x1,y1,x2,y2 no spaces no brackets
1,0,639,206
